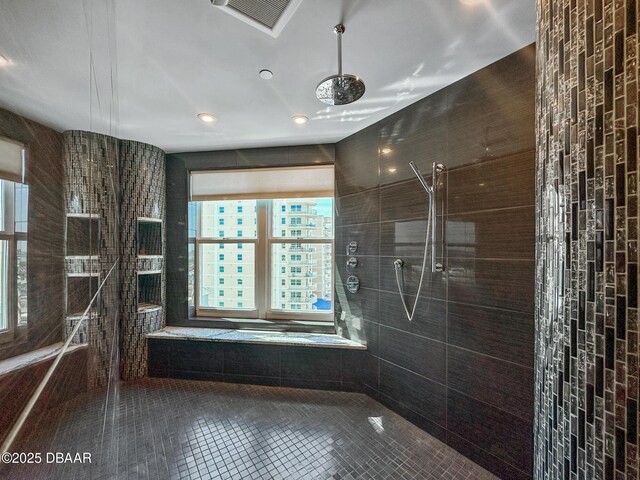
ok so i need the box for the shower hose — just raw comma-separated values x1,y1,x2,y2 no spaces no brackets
393,190,433,321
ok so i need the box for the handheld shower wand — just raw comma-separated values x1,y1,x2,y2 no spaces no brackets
393,161,444,321
409,161,432,195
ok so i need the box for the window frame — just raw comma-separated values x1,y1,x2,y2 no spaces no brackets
194,198,334,322
0,180,25,344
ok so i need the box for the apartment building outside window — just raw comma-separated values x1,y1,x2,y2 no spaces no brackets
189,165,334,322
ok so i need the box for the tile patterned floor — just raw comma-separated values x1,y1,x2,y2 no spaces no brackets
5,378,497,479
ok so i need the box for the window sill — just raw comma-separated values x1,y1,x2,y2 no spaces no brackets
174,316,336,334
147,326,366,350
0,342,88,378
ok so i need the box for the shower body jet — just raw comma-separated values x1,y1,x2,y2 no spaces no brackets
393,161,445,321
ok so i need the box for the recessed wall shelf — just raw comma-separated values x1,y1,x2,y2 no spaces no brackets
66,216,100,256
138,219,162,256
66,213,100,218
138,272,162,313
138,303,162,313
66,274,100,317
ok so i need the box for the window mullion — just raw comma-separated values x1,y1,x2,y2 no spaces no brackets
255,200,268,318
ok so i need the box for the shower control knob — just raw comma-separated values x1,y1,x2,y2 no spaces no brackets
347,241,358,255
346,257,358,271
346,275,360,293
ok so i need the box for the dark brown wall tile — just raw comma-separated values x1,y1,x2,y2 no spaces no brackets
335,128,379,196
447,151,535,214
336,254,379,290
447,346,534,420
447,432,532,480
448,302,534,367
379,290,446,342
379,255,447,300
378,325,446,383
448,258,534,313
446,207,535,260
335,287,380,346
335,189,380,226
236,146,291,167
288,144,335,165
379,215,445,258
446,44,535,169
378,89,449,186
380,177,446,223
335,223,379,257
378,359,447,427
446,389,533,474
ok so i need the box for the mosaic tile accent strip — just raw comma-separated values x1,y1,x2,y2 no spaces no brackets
119,139,166,381
148,326,367,349
63,131,120,389
6,378,498,479
535,1,640,479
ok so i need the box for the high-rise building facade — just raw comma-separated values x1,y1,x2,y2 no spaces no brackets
193,198,332,314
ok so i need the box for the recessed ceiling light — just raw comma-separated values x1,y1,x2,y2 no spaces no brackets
259,69,273,80
292,115,308,125
380,147,393,155
197,112,216,123
0,55,10,67
388,167,397,173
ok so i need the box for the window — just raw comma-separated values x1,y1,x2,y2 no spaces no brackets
219,207,224,214
0,177,29,343
219,218,224,225
193,197,333,321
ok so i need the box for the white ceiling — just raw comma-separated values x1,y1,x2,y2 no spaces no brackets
0,0,535,153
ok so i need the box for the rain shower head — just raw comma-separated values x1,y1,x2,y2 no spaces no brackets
316,24,365,106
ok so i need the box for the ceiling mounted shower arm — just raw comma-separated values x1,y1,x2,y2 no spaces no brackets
335,24,344,76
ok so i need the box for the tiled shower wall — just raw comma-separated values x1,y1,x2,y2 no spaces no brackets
0,108,65,360
64,131,166,384
335,45,536,479
64,131,120,388
535,1,640,479
119,139,166,381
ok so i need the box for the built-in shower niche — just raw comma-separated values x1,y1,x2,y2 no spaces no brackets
66,274,99,317
137,218,162,256
66,215,99,257
138,272,162,312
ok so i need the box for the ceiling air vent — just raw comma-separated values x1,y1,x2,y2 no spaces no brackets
217,0,302,37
